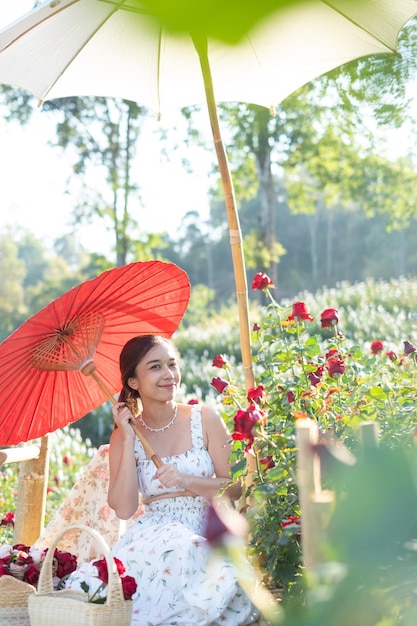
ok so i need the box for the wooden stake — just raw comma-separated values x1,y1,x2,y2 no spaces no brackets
13,436,50,545
296,419,334,570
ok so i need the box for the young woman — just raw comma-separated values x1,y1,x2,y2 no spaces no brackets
74,335,258,625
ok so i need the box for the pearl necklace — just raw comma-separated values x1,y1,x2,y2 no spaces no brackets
138,404,178,433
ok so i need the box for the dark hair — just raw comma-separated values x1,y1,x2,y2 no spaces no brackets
118,335,178,413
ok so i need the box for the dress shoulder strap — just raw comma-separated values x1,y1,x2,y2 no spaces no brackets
133,431,146,461
190,403,205,448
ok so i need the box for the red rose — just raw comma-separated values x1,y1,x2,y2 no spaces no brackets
370,340,384,355
232,405,265,450
121,575,137,600
212,354,227,368
12,544,30,553
260,455,275,470
92,557,125,585
252,323,261,332
113,557,126,577
62,454,72,467
210,377,228,394
92,558,108,584
55,551,78,578
204,504,230,547
325,348,339,359
286,391,295,403
247,385,265,404
308,365,324,386
288,302,314,322
0,565,10,577
281,516,300,528
1,512,15,526
326,357,345,378
404,340,417,355
251,272,274,291
320,308,338,328
24,563,40,585
386,351,397,361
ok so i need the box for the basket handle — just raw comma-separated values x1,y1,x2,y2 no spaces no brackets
36,524,125,606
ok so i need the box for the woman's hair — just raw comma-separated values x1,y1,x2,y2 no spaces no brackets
118,335,178,415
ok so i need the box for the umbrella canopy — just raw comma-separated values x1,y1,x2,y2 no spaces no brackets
0,0,415,392
0,260,190,446
0,0,416,112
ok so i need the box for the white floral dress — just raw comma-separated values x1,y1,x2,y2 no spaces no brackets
68,404,258,626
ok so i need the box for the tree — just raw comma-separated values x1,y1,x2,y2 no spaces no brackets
207,18,417,296
0,233,26,340
0,88,159,267
43,96,150,267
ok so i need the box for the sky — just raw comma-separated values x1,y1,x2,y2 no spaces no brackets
0,2,213,253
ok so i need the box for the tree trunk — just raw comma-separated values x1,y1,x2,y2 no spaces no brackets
258,151,278,287
307,211,319,289
325,209,333,285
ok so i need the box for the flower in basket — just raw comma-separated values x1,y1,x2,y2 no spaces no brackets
67,556,137,603
0,542,77,589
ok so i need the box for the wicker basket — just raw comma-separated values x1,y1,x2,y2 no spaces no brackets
28,524,132,626
0,575,36,626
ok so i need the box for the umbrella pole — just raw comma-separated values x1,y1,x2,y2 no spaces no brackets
81,364,163,468
192,34,255,392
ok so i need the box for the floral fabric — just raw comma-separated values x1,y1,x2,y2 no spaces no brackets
35,445,143,562
67,405,258,625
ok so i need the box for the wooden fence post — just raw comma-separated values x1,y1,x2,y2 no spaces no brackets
359,421,379,452
13,435,50,545
296,419,334,570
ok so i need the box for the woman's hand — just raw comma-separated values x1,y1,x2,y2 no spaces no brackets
112,402,136,443
154,463,187,491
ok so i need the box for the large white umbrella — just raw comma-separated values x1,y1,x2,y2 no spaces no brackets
0,0,416,390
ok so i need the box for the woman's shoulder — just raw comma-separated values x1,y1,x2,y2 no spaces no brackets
181,402,221,420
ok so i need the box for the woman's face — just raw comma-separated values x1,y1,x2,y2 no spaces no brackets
128,341,180,402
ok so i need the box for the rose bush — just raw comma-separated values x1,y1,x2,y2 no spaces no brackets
210,273,417,592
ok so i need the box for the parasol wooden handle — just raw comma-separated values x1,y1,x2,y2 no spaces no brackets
86,367,164,468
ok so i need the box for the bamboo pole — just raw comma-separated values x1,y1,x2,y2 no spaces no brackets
13,436,50,545
192,34,255,392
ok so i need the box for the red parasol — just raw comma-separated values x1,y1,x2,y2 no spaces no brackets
0,260,190,450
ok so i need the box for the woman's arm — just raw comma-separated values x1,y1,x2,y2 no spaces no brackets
154,406,241,501
108,404,140,520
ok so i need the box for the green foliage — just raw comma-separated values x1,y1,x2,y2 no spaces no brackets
292,276,417,344
278,448,417,626
0,234,27,338
208,278,417,597
134,0,321,44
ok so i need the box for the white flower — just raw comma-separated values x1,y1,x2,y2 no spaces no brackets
0,544,12,558
65,562,106,600
28,546,46,564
